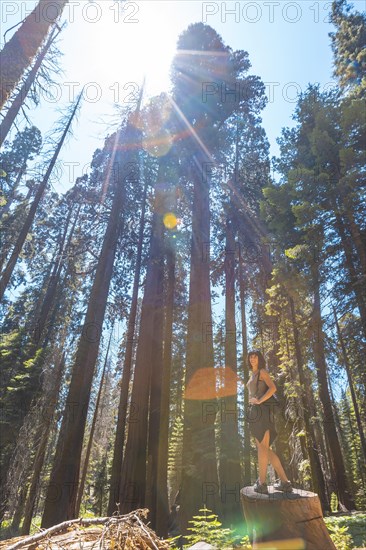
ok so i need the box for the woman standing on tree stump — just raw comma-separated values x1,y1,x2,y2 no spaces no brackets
246,350,293,495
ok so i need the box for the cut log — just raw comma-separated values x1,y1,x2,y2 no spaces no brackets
240,486,336,550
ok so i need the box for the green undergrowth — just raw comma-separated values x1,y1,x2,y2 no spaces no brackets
169,510,366,550
324,513,366,549
168,506,251,549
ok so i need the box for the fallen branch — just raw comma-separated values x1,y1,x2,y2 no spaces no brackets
6,509,150,550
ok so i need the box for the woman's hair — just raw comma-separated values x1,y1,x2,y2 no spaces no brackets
247,350,266,370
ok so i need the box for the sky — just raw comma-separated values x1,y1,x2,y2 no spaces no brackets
0,0,353,194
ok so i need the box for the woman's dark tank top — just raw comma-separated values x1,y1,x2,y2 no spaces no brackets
248,371,268,399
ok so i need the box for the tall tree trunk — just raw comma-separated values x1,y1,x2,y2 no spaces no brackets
333,209,366,339
75,331,112,515
0,0,68,110
219,217,242,527
238,250,251,486
0,162,27,223
107,179,148,516
10,485,28,535
41,128,129,528
180,151,219,532
333,306,366,460
342,392,366,488
311,262,355,510
0,25,60,147
146,232,165,529
343,208,366,278
289,297,328,510
156,243,176,536
0,92,81,302
34,203,80,344
119,160,166,514
21,351,65,534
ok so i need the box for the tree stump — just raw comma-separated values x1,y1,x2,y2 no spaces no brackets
240,486,336,550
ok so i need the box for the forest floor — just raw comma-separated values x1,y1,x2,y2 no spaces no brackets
0,509,171,549
0,511,365,549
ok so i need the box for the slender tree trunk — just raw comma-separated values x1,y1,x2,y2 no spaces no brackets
311,262,355,510
238,250,251,486
107,179,148,516
156,243,176,536
146,233,165,529
0,0,68,109
180,151,219,532
333,210,366,339
333,306,366,459
21,352,65,534
10,487,28,535
263,283,292,470
75,331,112,515
41,128,129,528
0,162,27,223
119,160,166,514
0,93,81,301
0,25,60,147
34,203,80,344
219,217,241,527
289,297,328,510
342,393,366,488
343,209,366,278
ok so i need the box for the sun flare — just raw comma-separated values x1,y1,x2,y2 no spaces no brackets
89,1,178,102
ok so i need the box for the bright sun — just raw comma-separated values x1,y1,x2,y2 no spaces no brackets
84,1,178,103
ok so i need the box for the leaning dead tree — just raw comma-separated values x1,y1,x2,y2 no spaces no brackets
0,0,68,110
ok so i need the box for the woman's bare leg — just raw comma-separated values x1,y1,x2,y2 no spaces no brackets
268,448,289,482
255,430,270,484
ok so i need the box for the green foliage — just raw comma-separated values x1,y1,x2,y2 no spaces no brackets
330,0,366,97
183,507,236,549
331,492,339,513
168,506,252,548
168,415,184,502
327,522,353,550
325,513,366,549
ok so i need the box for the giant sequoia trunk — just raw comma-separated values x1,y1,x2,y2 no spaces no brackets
311,262,355,510
218,217,242,527
149,166,178,534
75,332,111,515
107,180,148,516
180,151,220,532
41,130,128,527
119,160,166,514
155,244,176,536
146,238,165,528
0,0,68,109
